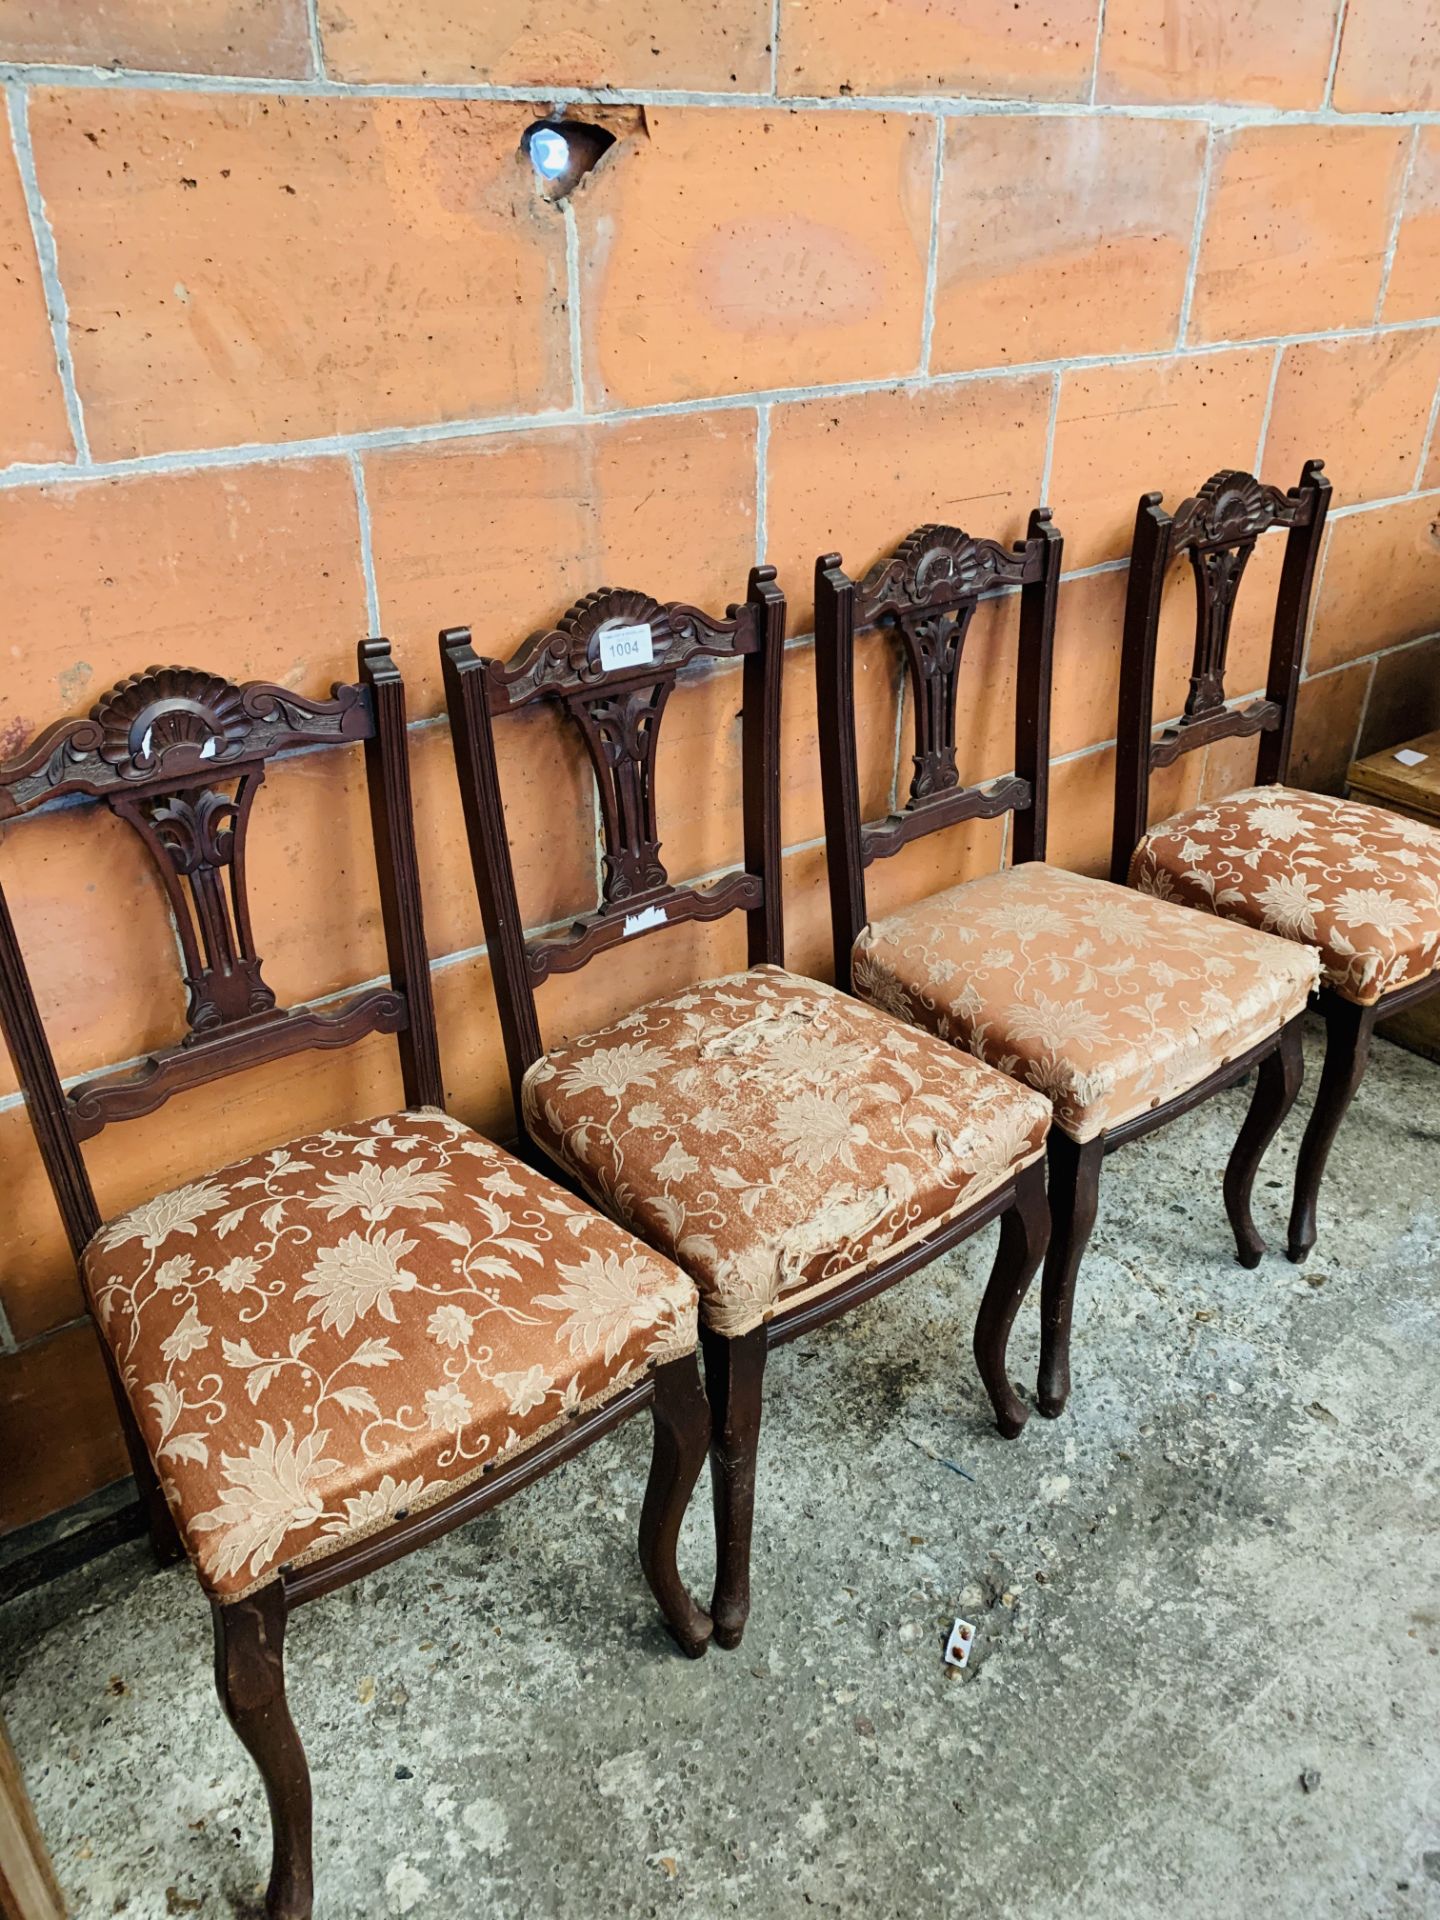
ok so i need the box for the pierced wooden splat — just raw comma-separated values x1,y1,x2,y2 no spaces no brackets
855,525,1033,809
813,508,1063,990
1,665,373,1056
482,585,763,916
1110,461,1332,883
0,651,444,1255
442,567,787,1112
1164,471,1307,737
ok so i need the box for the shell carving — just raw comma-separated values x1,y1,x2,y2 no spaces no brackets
556,588,668,678
92,666,250,775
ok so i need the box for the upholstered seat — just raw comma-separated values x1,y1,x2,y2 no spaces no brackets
852,862,1319,1143
84,1108,699,1601
521,966,1051,1340
1128,785,1440,1007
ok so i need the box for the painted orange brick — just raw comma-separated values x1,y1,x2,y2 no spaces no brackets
783,633,902,852
1332,0,1440,111
0,462,367,743
0,1321,129,1532
247,718,596,1000
765,375,1052,634
1044,560,1279,768
1263,330,1440,508
781,838,842,983
540,912,750,1055
866,812,1008,922
29,92,567,458
320,0,771,88
1426,426,1440,491
1097,0,1342,108
932,115,1204,374
0,97,71,466
1047,743,1202,877
0,803,178,1102
1289,665,1370,793
778,0,1099,101
0,0,312,75
1190,125,1410,345
1358,634,1440,755
575,108,935,409
363,410,758,716
1385,130,1440,324
1199,728,1261,799
1046,350,1273,570
1309,495,1440,672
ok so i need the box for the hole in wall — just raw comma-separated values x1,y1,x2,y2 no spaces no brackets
523,118,616,202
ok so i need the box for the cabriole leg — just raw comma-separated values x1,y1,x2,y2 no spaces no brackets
1288,996,1376,1264
975,1157,1051,1438
212,1583,313,1920
639,1357,714,1658
1036,1132,1104,1420
699,1323,768,1651
1224,1018,1305,1268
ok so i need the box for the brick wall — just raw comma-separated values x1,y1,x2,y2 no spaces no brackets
1,0,1438,1534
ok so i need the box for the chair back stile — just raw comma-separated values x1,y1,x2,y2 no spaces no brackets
441,566,787,1128
0,642,443,1265
1109,459,1332,883
814,507,1064,992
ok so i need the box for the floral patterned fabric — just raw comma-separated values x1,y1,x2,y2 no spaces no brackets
853,862,1318,1143
1129,785,1440,1006
521,966,1051,1340
83,1110,698,1601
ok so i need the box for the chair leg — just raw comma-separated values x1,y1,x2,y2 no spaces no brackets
1224,1017,1305,1269
212,1583,313,1920
639,1357,714,1659
974,1157,1051,1439
699,1322,768,1652
1036,1131,1105,1421
1288,996,1376,1264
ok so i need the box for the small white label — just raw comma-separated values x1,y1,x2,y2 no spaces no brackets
598,623,654,672
944,1619,976,1670
623,904,667,937
1393,747,1428,767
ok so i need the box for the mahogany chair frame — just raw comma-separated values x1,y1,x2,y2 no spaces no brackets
442,569,1050,1650
815,512,1307,1420
1107,461,1373,1263
0,650,711,1920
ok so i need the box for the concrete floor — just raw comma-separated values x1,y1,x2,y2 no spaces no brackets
2,1016,1438,1920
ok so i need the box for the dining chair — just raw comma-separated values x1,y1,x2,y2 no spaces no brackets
1113,461,1440,1261
815,511,1320,1420
0,650,712,1920
442,569,1054,1651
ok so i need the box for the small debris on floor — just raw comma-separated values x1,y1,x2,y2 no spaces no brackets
1300,1768,1322,1794
944,1620,976,1670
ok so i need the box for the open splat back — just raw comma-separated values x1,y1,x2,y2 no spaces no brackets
442,569,785,1111
813,509,1063,990
1110,460,1331,881
0,645,442,1259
